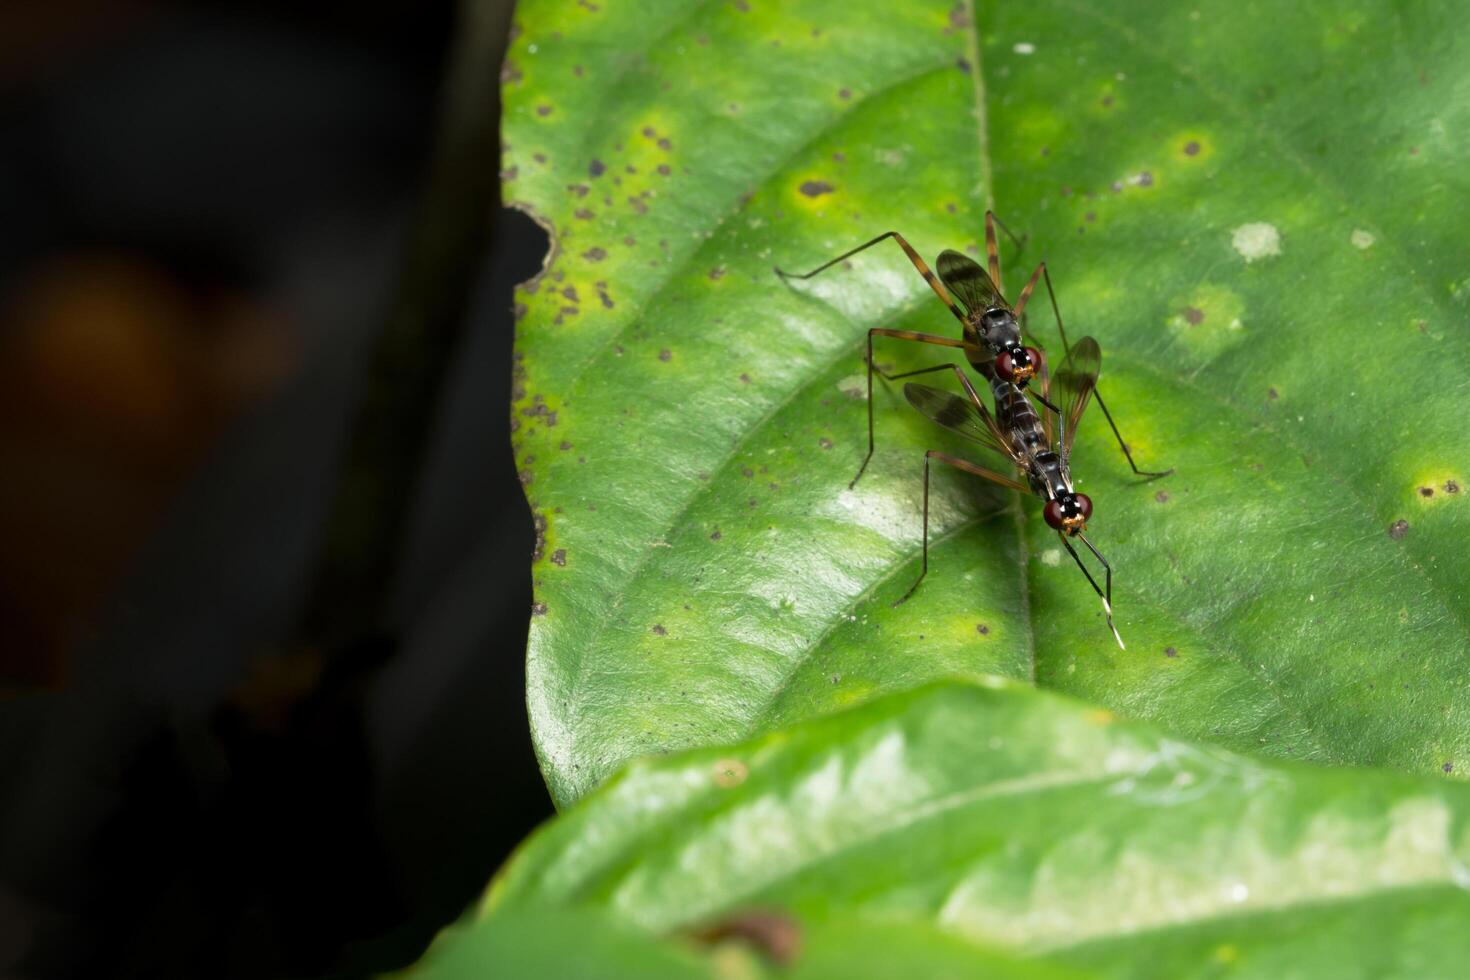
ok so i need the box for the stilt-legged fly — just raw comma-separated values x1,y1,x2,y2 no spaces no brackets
776,212,1169,486
896,337,1124,648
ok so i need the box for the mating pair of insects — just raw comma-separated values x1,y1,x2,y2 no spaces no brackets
776,213,1169,649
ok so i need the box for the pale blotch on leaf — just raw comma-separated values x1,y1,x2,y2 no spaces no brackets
1231,222,1282,262
712,758,748,788
1165,283,1246,362
836,374,867,400
1013,42,1035,55
1351,229,1376,249
1040,548,1062,567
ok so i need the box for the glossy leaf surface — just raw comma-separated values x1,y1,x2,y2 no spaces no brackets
504,0,1470,806
484,682,1470,978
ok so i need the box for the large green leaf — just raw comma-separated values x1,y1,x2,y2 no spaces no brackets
505,0,1470,806
480,681,1470,977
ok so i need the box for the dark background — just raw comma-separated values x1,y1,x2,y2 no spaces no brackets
0,1,553,976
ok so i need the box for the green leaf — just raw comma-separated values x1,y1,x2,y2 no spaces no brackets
406,906,1086,980
505,0,1470,806
483,680,1470,977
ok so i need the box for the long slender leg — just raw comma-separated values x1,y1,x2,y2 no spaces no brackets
987,211,1029,255
851,329,969,488
1013,262,1046,320
983,212,1005,295
882,363,965,382
1060,533,1124,649
1036,265,1173,479
775,231,967,326
894,450,1029,607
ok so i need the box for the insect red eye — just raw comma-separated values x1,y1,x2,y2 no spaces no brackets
1043,499,1066,529
994,351,1016,381
1025,347,1043,372
1075,493,1093,519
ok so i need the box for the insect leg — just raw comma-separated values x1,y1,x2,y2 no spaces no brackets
851,329,969,489
894,450,1029,606
776,231,966,325
1060,532,1125,650
1036,264,1172,479
983,212,1005,296
987,211,1029,255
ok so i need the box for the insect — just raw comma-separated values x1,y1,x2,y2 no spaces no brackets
775,212,1169,487
897,336,1126,648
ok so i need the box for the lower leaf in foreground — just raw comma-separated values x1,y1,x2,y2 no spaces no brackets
484,680,1470,977
405,906,1085,980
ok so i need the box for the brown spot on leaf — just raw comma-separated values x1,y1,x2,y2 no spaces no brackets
709,266,726,280
1184,140,1201,156
1155,491,1170,503
531,601,548,616
562,285,579,303
956,57,971,73
800,180,835,197
1267,387,1279,400
551,549,566,566
574,207,594,220
582,247,607,262
1447,480,1461,494
710,529,722,541
559,440,573,451
1183,306,1204,325
819,437,833,449
651,624,667,636
1388,519,1409,539
589,158,606,177
1420,486,1435,498
976,623,990,636
739,373,751,384
657,137,672,150
536,104,552,116
688,910,800,966
658,348,672,362
1445,762,1455,773
657,164,671,176
1137,170,1154,187
568,184,589,197
1165,646,1178,658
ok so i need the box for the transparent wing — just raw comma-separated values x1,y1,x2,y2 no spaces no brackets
1055,336,1101,460
903,382,1016,463
937,249,1005,316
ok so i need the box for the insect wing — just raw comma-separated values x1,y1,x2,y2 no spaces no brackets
903,383,1015,462
937,249,1004,316
1055,336,1101,459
